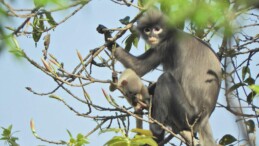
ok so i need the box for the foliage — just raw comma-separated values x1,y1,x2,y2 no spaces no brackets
219,134,237,145
67,130,90,146
101,128,157,146
0,125,19,146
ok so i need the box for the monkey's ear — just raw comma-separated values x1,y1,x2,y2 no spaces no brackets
121,80,128,86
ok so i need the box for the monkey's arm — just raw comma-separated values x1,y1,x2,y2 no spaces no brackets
97,25,160,77
115,48,160,76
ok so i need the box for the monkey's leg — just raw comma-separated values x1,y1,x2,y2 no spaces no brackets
134,102,144,129
180,131,200,146
151,72,195,145
198,119,216,146
136,114,143,129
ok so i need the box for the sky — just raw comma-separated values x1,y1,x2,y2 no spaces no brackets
0,0,258,146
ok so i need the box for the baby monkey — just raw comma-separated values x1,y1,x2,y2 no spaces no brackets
110,69,150,129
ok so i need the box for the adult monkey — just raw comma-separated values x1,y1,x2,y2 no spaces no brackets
97,9,221,146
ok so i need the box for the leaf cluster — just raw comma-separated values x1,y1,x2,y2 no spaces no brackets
102,128,157,146
0,125,19,146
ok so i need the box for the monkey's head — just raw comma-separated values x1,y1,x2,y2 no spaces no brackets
137,9,169,47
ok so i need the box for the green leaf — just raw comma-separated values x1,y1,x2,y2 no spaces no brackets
160,0,173,14
242,66,251,80
1,126,11,137
219,134,237,145
99,128,123,135
138,0,148,8
125,33,139,52
76,133,89,146
45,12,57,27
119,16,130,25
247,91,257,104
104,136,129,146
9,36,25,58
33,0,47,7
101,89,119,107
244,77,255,85
131,128,153,137
0,125,19,146
32,15,44,45
9,49,25,58
49,94,63,101
131,135,157,146
245,120,255,133
249,85,259,94
144,43,150,51
227,83,246,93
67,129,73,138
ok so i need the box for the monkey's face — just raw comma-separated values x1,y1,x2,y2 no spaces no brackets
141,25,164,47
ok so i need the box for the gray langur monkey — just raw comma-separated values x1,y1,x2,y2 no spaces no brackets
112,69,150,129
97,8,221,146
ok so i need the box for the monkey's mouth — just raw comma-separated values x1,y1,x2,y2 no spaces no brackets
148,38,159,45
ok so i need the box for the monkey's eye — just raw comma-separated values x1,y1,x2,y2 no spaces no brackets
153,26,163,34
143,27,151,34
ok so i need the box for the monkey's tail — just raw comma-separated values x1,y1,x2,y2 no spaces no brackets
199,122,216,146
136,114,143,129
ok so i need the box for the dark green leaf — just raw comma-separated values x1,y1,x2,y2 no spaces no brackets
227,83,246,93
245,120,255,133
242,66,251,80
125,39,132,52
125,33,139,52
119,16,130,25
247,91,256,104
2,127,11,137
32,15,44,44
45,12,57,27
67,129,73,138
219,134,237,145
244,77,255,85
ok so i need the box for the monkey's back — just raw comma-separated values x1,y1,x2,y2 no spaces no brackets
162,31,222,130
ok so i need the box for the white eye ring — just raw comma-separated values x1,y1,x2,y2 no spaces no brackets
144,27,151,34
153,27,163,34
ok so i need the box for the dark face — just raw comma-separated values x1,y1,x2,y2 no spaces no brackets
137,9,169,48
140,25,164,47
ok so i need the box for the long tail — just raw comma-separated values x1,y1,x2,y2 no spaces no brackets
199,121,216,146
136,114,143,129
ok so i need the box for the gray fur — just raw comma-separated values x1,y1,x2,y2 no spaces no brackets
111,9,221,146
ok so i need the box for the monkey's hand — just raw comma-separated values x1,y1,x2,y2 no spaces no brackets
97,24,117,51
96,24,107,34
96,24,113,41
